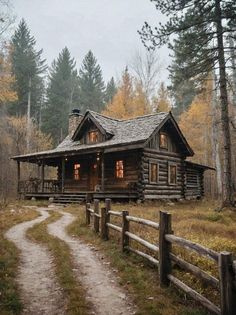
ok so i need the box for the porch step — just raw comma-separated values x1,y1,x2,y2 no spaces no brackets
53,194,86,204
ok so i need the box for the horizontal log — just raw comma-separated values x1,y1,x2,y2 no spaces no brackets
168,275,221,315
144,194,182,199
126,215,159,230
93,213,101,218
165,235,219,262
125,231,159,252
106,223,122,233
108,210,122,217
127,246,159,267
143,148,182,158
87,208,94,213
170,253,219,289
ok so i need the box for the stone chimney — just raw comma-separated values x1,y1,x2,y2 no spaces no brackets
68,109,83,138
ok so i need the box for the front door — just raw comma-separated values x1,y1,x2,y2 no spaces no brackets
89,163,99,191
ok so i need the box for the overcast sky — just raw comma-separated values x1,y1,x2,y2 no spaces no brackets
12,0,170,82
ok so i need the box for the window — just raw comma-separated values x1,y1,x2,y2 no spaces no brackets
149,163,158,183
159,133,168,149
115,160,124,178
74,163,80,180
89,131,99,143
169,164,177,185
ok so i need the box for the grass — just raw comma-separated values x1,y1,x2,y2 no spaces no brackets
65,199,232,315
0,202,39,315
27,210,91,315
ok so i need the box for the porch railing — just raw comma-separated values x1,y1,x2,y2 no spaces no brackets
19,179,61,194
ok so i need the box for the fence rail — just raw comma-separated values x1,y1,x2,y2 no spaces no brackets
85,199,236,315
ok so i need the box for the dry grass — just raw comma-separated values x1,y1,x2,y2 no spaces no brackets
64,198,236,315
0,203,39,315
27,210,91,315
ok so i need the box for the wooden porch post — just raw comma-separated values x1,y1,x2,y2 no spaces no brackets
41,160,45,193
101,152,105,191
61,157,65,193
17,160,21,194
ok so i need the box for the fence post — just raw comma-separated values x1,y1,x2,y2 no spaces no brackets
105,198,111,239
86,202,90,225
94,199,100,233
121,210,129,252
101,207,108,240
219,251,234,315
159,211,172,287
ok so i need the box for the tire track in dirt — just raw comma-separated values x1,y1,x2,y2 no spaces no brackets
48,209,135,315
5,208,66,315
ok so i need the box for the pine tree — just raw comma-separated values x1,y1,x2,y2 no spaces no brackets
105,77,117,104
9,19,46,119
78,50,105,112
140,0,236,206
41,47,79,145
168,34,199,116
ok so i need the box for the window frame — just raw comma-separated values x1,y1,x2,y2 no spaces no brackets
115,160,124,179
159,132,168,150
88,130,99,144
73,163,81,181
149,161,159,184
168,163,177,185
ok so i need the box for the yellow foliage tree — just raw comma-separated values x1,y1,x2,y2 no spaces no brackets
0,46,17,104
102,68,151,119
153,82,171,112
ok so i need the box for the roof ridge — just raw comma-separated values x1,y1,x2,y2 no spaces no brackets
88,110,121,122
120,111,169,122
88,110,169,123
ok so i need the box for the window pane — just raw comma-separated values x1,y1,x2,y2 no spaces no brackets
150,163,158,183
89,131,99,143
169,165,177,184
116,160,124,178
74,163,80,180
160,133,168,149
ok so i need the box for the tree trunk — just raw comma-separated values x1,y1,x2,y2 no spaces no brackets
215,0,234,206
211,72,222,197
27,77,32,152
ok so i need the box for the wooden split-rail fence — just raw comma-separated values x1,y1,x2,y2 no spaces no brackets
85,199,236,315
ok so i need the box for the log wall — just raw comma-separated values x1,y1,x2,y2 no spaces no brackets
185,165,204,199
141,148,185,200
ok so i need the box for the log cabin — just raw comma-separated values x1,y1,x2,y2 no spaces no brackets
12,109,213,203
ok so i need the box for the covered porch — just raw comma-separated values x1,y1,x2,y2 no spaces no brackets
14,148,141,202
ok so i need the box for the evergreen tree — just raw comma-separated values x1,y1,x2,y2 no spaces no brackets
140,0,236,206
168,33,199,116
105,77,117,104
42,47,79,145
78,50,105,112
9,19,46,120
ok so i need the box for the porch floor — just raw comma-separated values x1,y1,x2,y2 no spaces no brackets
23,191,139,203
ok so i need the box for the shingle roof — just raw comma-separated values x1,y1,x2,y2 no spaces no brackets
58,111,168,149
12,111,175,160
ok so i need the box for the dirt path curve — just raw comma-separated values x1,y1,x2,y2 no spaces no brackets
5,207,66,315
48,209,135,315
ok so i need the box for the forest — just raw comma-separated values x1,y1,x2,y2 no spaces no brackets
0,0,236,208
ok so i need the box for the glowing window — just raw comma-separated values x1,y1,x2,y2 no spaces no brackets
74,163,80,180
89,131,99,143
159,133,168,149
115,160,124,178
169,164,177,185
150,163,158,183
